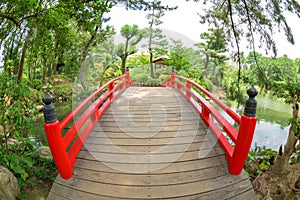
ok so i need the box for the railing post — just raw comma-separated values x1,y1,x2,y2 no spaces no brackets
170,67,175,87
202,105,210,123
186,81,191,101
43,93,73,179
229,86,258,175
125,67,131,87
109,82,115,102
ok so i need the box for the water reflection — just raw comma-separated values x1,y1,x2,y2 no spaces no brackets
220,95,291,150
253,95,291,150
253,121,289,150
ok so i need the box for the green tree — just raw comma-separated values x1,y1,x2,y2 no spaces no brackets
74,0,115,89
117,24,146,74
195,28,227,78
242,53,300,177
272,80,299,175
145,0,177,78
192,0,300,87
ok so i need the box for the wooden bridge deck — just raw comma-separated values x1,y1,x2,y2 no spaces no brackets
47,87,255,200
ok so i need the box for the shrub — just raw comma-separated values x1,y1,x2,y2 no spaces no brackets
131,74,150,83
158,74,170,83
204,78,214,92
0,73,35,144
145,78,161,87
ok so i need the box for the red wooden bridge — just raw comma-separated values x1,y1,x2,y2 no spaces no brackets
43,68,258,199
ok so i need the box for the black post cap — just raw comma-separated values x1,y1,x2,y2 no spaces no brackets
244,85,258,117
42,93,57,123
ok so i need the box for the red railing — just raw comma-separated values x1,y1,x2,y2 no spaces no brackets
163,71,258,175
42,71,133,179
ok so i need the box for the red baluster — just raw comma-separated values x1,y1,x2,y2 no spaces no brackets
43,93,73,179
229,86,258,175
170,67,175,87
186,81,191,101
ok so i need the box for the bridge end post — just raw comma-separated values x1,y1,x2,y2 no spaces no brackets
43,93,73,179
229,86,258,175
170,67,175,87
125,67,133,87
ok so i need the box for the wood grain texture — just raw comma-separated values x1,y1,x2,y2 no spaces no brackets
48,87,255,200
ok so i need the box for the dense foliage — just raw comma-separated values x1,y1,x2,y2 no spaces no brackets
1,0,300,199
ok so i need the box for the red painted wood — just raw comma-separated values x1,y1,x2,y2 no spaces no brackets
60,75,125,129
44,121,73,179
229,115,257,175
190,90,238,143
43,72,132,179
175,75,241,124
164,72,257,175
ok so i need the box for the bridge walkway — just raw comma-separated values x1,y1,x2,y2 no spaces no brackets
47,87,255,199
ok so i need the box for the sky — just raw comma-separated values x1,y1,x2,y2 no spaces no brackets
107,0,300,59
1,0,300,69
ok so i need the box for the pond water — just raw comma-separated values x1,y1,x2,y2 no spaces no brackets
220,95,291,151
251,95,291,150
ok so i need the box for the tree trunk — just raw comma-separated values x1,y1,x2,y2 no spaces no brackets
120,36,130,74
149,48,154,78
53,60,58,75
3,53,8,73
53,40,58,75
33,62,36,79
13,36,19,75
212,63,216,76
79,27,98,90
13,31,24,75
148,9,154,79
42,64,48,84
27,55,31,80
272,96,299,175
120,55,127,74
47,61,52,78
17,31,31,83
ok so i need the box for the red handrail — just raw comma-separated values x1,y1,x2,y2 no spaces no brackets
163,71,257,175
43,71,133,179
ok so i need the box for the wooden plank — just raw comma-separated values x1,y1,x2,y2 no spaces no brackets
49,182,118,200
74,154,227,174
53,173,250,199
165,178,255,200
89,128,208,139
97,119,206,126
80,139,220,154
84,133,209,146
227,187,256,200
47,190,69,200
70,163,228,186
76,146,225,164
90,124,202,133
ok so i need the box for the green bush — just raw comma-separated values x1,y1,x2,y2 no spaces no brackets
158,74,170,83
131,74,150,83
154,68,172,77
245,145,278,178
0,73,35,142
130,67,148,76
46,83,73,102
0,140,57,198
204,78,214,92
145,78,161,87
